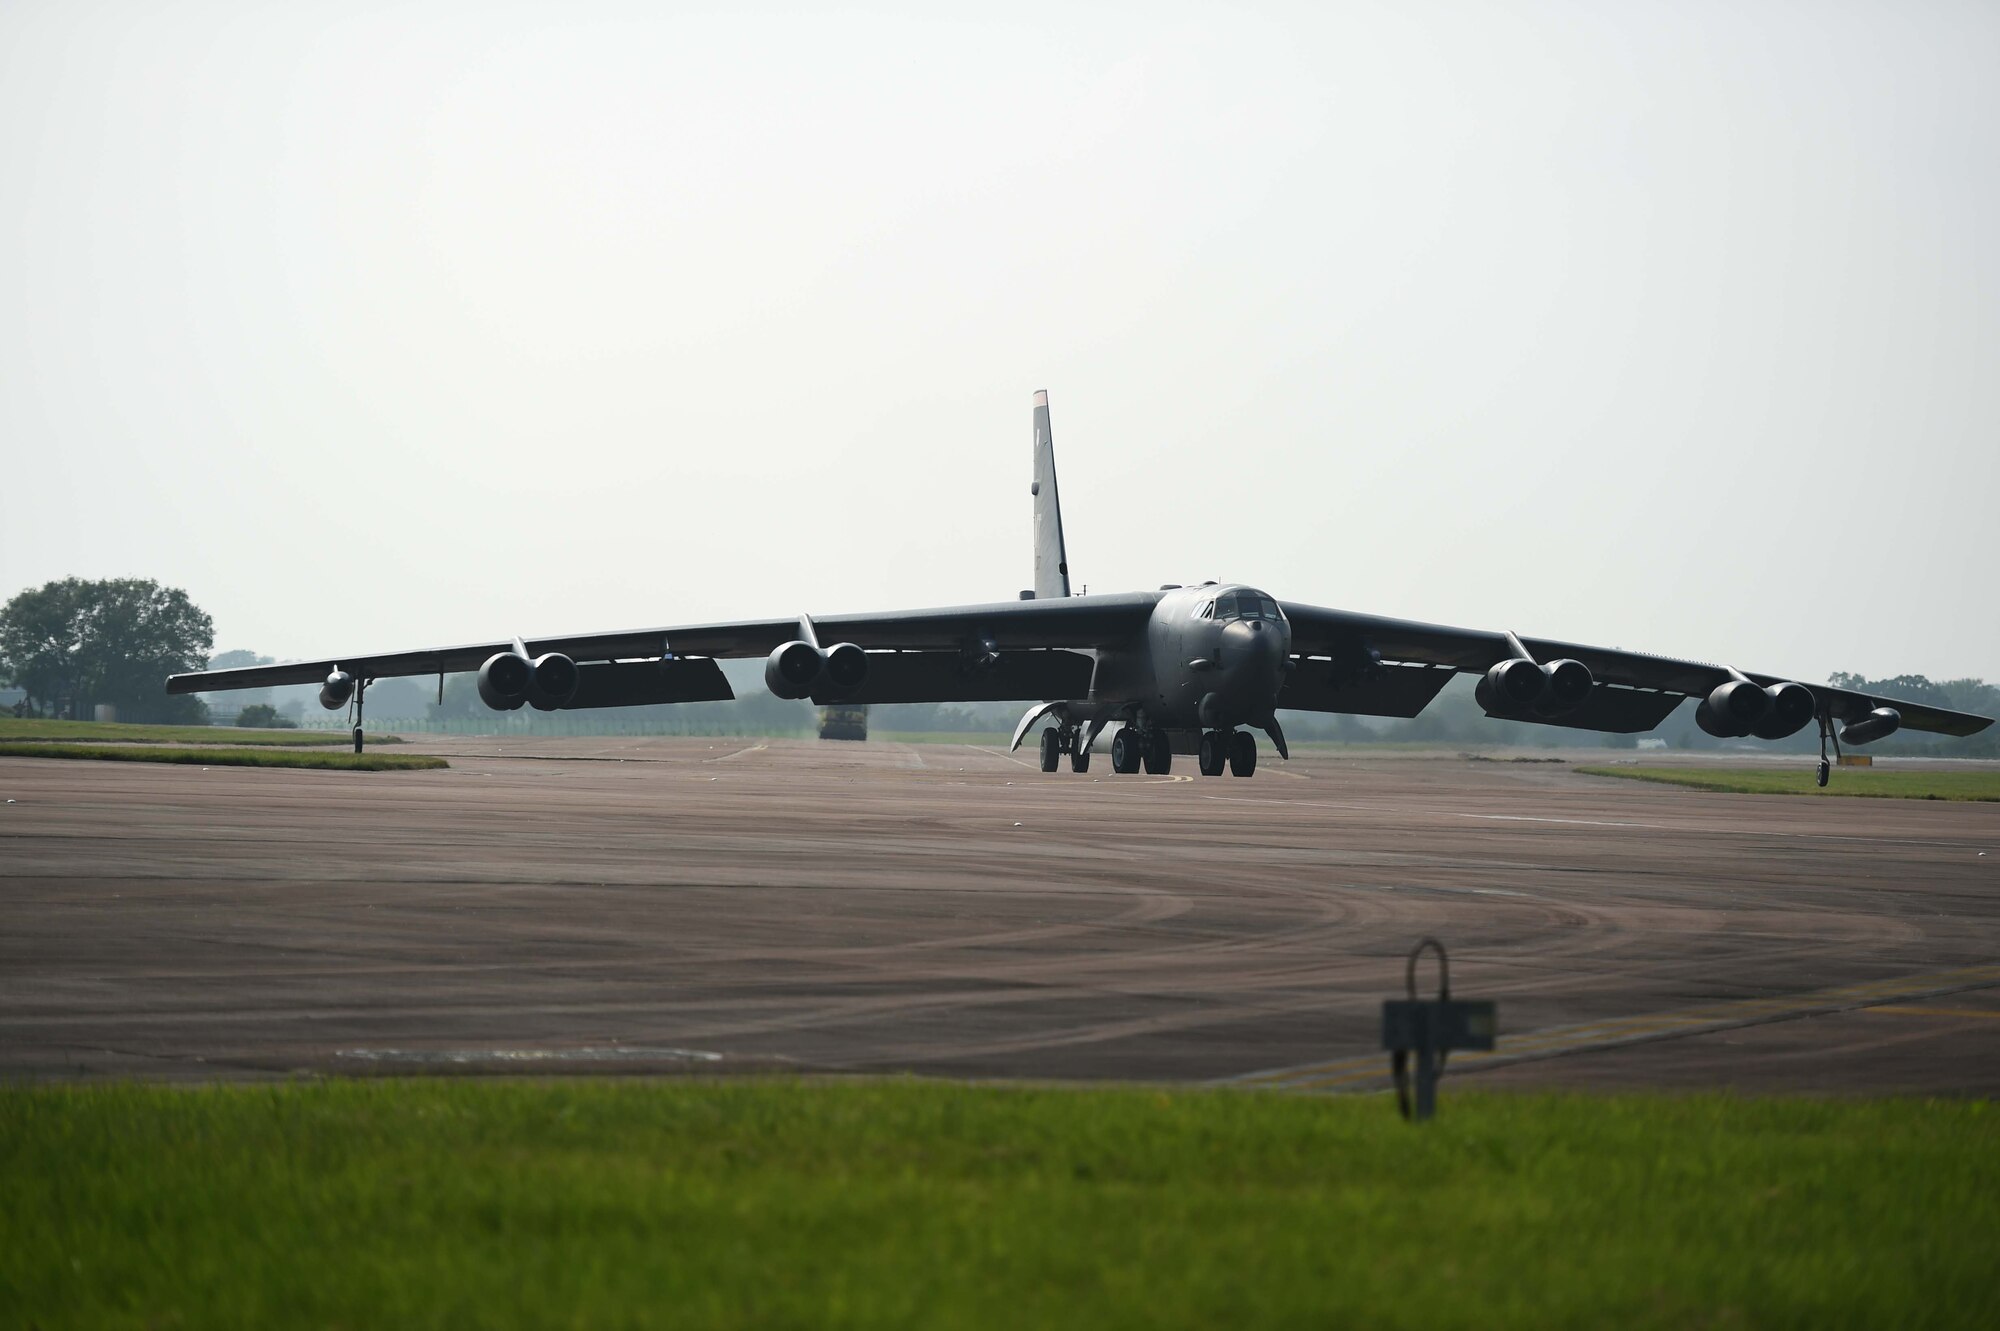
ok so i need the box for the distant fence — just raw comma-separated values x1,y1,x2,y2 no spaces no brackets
290,714,819,739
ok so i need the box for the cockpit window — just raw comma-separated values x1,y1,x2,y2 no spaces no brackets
1214,591,1284,622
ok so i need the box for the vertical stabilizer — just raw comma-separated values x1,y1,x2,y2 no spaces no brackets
1031,389,1071,599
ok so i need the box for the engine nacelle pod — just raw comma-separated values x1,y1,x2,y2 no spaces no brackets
1533,658,1594,718
1752,681,1815,740
764,641,825,699
477,652,533,711
1695,680,1768,738
821,642,868,695
318,670,356,711
1840,707,1901,746
1474,658,1546,715
527,653,580,712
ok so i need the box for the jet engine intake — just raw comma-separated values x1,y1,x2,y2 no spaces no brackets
1840,707,1902,746
822,642,868,695
1534,658,1594,717
1752,681,1816,740
1474,658,1547,714
527,652,580,711
1695,679,1768,738
478,652,534,711
1475,657,1593,718
764,641,826,699
318,670,356,711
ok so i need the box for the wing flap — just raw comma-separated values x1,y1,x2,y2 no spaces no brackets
1277,662,1456,718
1489,685,1686,734
562,659,734,710
815,650,1094,706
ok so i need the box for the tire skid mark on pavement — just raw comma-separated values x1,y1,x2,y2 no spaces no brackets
703,743,769,764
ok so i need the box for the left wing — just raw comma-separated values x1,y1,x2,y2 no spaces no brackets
1281,602,1993,739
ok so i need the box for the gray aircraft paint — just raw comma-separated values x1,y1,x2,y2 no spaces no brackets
166,390,1993,778
1030,389,1071,602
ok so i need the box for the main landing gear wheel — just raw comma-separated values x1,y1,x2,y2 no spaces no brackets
1197,730,1227,777
1070,738,1091,773
1143,729,1172,775
1039,727,1061,772
1228,730,1257,778
1817,758,1831,788
1111,727,1143,774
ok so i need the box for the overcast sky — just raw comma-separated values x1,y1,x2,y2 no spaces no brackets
3,0,1994,681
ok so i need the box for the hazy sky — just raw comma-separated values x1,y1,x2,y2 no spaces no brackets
3,1,1994,681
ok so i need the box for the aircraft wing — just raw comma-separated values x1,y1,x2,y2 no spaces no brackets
1280,602,1994,737
165,592,1162,702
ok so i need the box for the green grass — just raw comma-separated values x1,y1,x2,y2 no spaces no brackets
2,1081,1994,1329
0,743,446,771
1578,764,2000,801
0,716,402,746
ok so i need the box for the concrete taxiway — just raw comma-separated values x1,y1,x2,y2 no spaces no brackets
2,738,1996,1093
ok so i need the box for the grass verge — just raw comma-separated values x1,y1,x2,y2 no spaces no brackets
3,1081,1994,1329
1577,764,2000,801
0,743,445,771
0,717,402,746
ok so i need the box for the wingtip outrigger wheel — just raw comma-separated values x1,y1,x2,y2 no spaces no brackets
348,676,370,754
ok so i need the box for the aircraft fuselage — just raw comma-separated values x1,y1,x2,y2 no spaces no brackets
1053,583,1291,748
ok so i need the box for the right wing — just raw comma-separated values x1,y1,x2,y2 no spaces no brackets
165,592,1161,707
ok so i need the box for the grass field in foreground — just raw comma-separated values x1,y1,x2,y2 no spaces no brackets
3,1082,1994,1330
1577,764,2000,801
0,743,445,771
0,717,402,746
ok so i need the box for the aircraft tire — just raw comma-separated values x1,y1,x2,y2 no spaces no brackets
1070,742,1091,773
1039,728,1060,772
1228,730,1257,778
1143,729,1172,775
1111,727,1142,774
1197,730,1227,777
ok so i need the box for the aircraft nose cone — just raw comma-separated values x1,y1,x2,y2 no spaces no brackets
1218,619,1289,696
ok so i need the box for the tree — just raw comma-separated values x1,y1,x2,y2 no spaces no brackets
0,578,214,723
233,703,296,729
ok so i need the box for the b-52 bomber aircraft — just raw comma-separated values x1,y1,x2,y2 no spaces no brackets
170,391,1991,784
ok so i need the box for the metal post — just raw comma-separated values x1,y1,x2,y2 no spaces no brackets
1382,937,1495,1123
1414,1045,1439,1122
